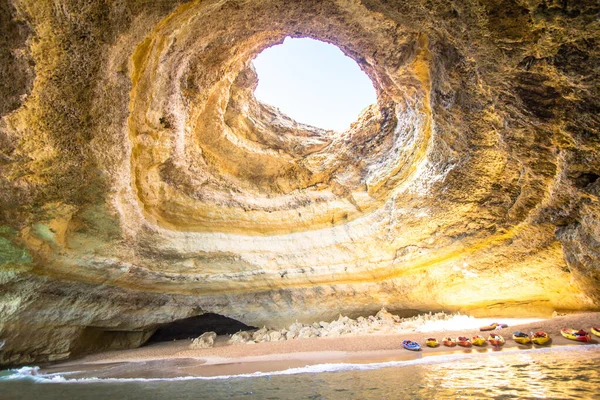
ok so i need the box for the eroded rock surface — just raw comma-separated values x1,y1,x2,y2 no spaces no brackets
0,0,599,366
190,332,216,349
227,309,472,344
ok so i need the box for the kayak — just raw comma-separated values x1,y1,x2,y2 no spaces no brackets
480,323,498,331
442,337,456,347
591,327,600,337
471,335,486,346
488,333,505,347
512,331,531,345
425,338,439,347
531,331,550,345
457,336,472,347
403,340,421,351
561,328,591,342
480,323,509,331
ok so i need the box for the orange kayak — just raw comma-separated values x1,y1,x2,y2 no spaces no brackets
488,333,505,346
480,323,508,332
457,336,472,347
442,337,456,347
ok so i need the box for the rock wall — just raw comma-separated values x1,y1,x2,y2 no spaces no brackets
0,0,599,366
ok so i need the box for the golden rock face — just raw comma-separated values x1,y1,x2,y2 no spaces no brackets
0,0,599,366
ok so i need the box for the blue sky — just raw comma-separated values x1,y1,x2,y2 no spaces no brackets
252,37,377,132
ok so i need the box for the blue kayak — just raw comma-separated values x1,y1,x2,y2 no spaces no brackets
402,340,421,351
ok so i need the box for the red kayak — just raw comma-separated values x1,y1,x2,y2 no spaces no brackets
561,328,591,342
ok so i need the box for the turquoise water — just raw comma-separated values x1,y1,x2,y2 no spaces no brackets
1,345,599,399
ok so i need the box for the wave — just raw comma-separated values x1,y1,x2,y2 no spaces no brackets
2,343,600,384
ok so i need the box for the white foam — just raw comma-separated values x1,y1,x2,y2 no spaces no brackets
3,344,600,384
12,366,40,377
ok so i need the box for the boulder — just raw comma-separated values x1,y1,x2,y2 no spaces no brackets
229,331,252,344
190,332,217,349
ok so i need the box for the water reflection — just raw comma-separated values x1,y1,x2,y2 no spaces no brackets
422,350,595,399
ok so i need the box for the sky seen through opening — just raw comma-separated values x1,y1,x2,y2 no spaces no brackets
252,37,377,132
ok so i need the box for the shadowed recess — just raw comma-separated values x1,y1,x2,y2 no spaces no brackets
146,314,257,344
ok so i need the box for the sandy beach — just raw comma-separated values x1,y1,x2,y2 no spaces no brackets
43,312,600,379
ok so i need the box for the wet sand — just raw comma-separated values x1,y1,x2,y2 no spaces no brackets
44,312,600,379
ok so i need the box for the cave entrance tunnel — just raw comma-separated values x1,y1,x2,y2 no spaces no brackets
145,313,257,344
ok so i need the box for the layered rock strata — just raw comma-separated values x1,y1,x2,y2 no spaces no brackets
1,0,599,366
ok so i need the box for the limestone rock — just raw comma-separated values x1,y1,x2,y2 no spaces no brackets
297,327,320,339
251,328,284,343
251,327,269,342
266,330,283,342
190,332,217,349
376,308,399,323
229,331,252,344
285,330,297,341
236,310,469,342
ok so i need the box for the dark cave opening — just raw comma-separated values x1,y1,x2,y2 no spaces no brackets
574,172,600,189
145,313,256,344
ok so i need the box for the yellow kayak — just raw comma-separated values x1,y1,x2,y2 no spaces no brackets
512,331,531,345
531,331,550,345
591,327,600,337
561,328,591,342
471,335,486,346
426,338,439,347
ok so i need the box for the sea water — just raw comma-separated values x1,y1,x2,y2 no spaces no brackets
1,345,599,399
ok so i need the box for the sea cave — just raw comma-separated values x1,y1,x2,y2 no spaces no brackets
0,0,599,388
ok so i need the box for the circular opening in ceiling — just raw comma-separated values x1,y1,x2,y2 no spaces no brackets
252,37,377,132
